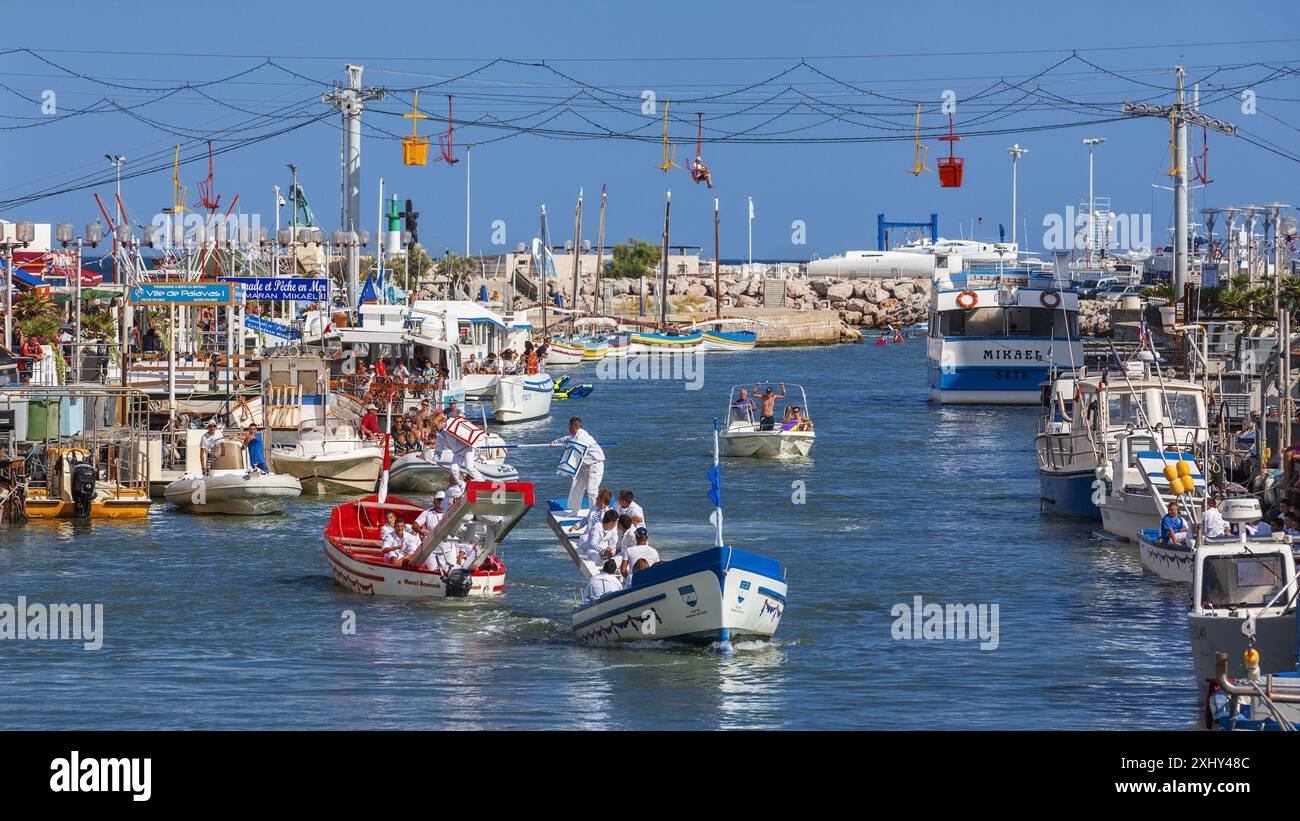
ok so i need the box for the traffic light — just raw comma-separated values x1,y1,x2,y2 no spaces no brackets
402,198,420,246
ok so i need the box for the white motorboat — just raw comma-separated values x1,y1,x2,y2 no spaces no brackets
270,422,384,494
387,434,518,493
163,440,302,514
1188,499,1298,701
492,371,554,423
718,383,814,458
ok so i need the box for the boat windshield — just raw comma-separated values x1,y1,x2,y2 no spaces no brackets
1162,392,1202,427
1107,394,1149,427
938,306,1076,338
1201,555,1288,608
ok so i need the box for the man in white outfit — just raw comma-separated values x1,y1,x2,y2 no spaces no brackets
431,413,485,481
583,559,624,605
1202,497,1228,538
551,416,604,513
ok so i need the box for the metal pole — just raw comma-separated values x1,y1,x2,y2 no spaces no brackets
747,196,753,271
570,188,583,333
594,185,606,315
74,238,83,380
539,204,549,335
465,145,472,259
377,176,384,304
714,197,721,320
1174,66,1189,305
660,190,671,333
3,243,11,352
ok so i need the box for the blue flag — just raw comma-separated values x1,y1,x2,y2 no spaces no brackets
708,463,722,509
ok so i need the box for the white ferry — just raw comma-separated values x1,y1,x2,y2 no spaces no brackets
926,253,1083,404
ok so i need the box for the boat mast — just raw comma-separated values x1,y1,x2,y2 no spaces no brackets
660,189,671,333
594,185,607,316
570,188,583,336
539,204,549,337
714,196,721,320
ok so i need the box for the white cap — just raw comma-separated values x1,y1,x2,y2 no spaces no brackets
434,491,446,500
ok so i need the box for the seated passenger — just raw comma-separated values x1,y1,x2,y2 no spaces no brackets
570,488,612,535
620,527,660,580
613,489,645,527
379,511,398,544
583,559,625,604
1201,497,1227,538
579,509,620,564
1159,501,1189,546
384,522,421,565
624,558,651,588
615,512,636,555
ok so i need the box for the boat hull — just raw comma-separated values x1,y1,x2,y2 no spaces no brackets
463,373,498,401
24,489,152,519
544,343,586,366
1190,612,1297,698
271,450,383,494
163,473,302,515
492,374,554,423
323,536,505,598
699,330,757,352
1099,492,1162,542
1136,529,1193,582
572,546,785,644
627,330,703,354
1037,469,1100,519
718,429,814,458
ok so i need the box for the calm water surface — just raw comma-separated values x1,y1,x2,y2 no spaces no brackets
0,343,1195,729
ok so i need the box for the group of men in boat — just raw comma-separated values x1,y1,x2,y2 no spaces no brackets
1158,496,1300,546
198,420,270,474
731,384,813,432
571,489,662,604
378,467,482,573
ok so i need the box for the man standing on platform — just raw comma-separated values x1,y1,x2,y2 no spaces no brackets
551,416,604,513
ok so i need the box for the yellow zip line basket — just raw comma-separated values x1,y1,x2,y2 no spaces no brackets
403,91,430,167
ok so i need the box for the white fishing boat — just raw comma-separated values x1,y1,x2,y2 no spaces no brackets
718,383,814,458
163,440,302,514
683,318,761,352
926,253,1083,404
387,416,517,492
322,482,534,598
1189,498,1298,702
547,420,787,644
491,371,554,423
270,421,383,494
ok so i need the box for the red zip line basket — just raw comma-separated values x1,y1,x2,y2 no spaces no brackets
938,113,963,188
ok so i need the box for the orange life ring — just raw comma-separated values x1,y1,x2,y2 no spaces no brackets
1040,290,1061,309
956,290,978,309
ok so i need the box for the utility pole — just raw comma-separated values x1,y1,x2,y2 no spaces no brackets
569,188,583,334
322,65,385,313
1082,139,1103,267
1124,66,1236,309
1008,144,1028,246
465,144,473,260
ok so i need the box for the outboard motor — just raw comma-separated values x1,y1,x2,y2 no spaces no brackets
69,456,97,519
443,567,474,598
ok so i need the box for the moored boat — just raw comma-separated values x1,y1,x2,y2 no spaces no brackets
626,329,703,354
683,318,760,352
163,440,302,514
270,421,383,494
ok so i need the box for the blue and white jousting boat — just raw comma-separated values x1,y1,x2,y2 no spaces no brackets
547,420,787,644
926,252,1083,404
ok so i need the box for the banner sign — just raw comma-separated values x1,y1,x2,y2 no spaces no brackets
244,315,300,340
128,282,243,306
220,277,330,302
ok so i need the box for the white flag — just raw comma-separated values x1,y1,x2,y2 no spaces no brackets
748,197,754,219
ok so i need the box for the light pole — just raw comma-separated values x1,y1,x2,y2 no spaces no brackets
2,220,35,351
105,154,126,222
1083,138,1104,267
55,221,102,381
1008,144,1028,246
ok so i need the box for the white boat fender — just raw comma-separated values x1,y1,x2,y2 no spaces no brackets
1094,462,1113,494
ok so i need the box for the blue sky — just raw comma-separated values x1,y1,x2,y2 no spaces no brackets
1,0,1298,259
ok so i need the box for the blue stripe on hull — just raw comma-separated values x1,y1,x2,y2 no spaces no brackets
927,363,1052,392
1038,470,1100,520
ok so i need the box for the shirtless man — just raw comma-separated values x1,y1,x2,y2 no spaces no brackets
754,383,786,431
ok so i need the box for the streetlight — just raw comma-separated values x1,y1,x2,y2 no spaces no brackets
1083,138,1105,267
1007,144,1029,246
1,220,35,351
105,154,126,224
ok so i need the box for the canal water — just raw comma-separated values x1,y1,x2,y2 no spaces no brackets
0,342,1195,729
